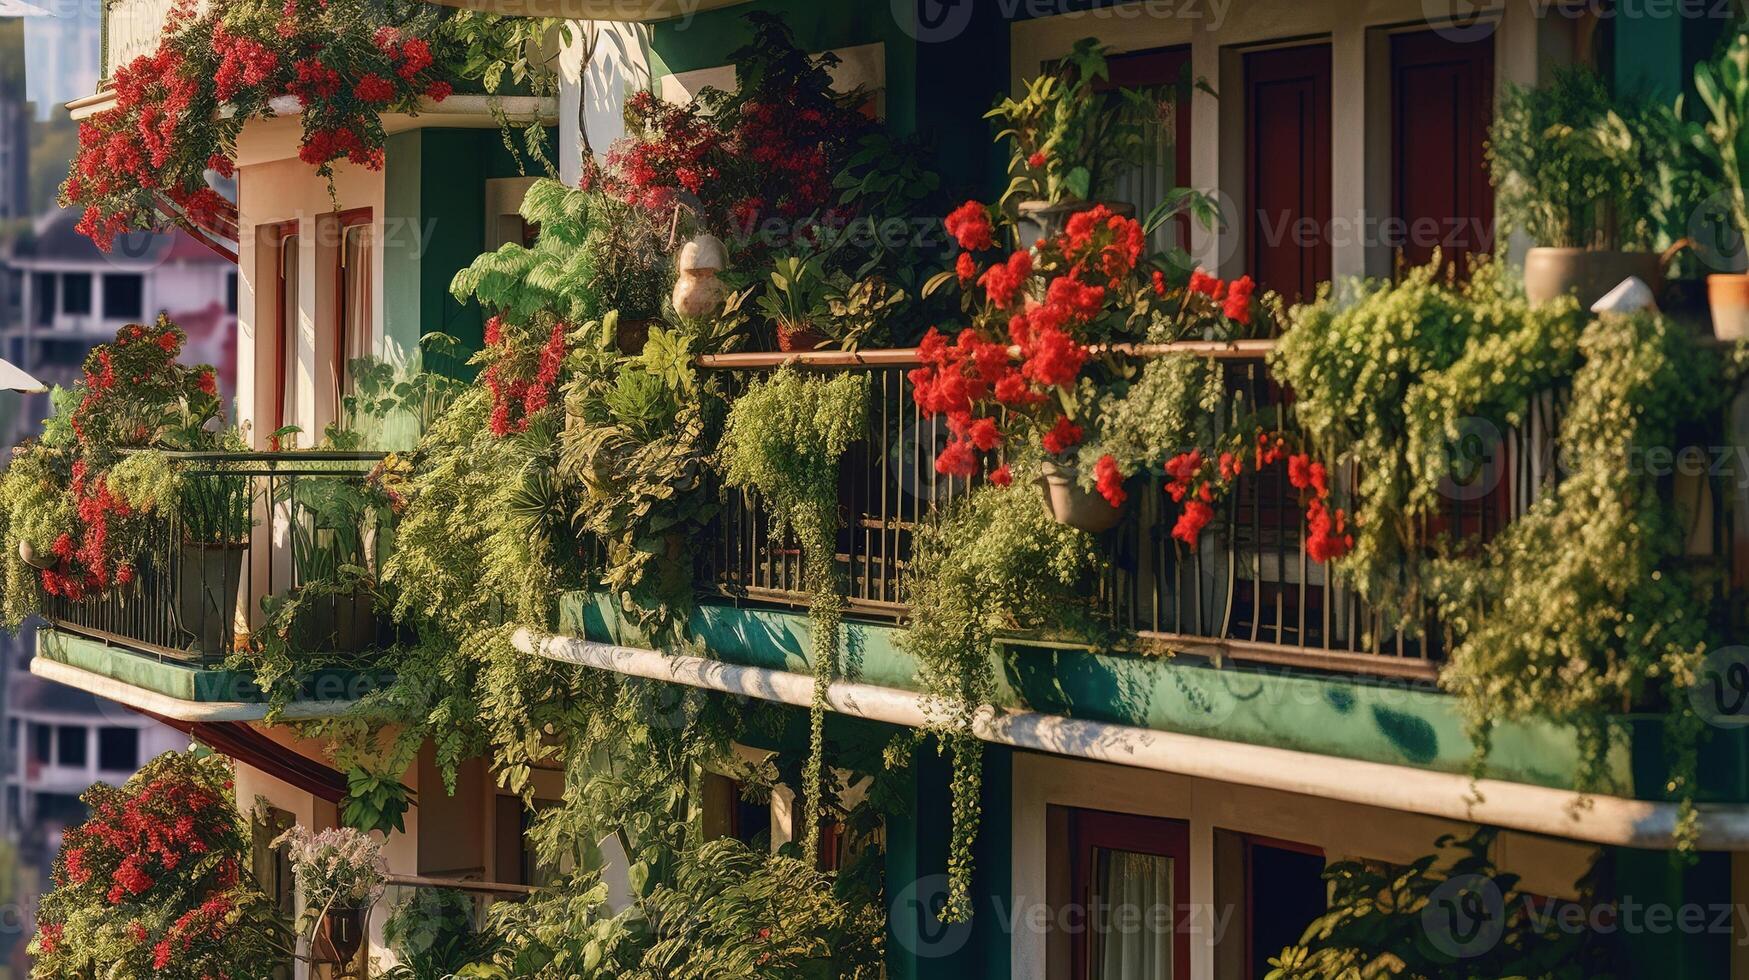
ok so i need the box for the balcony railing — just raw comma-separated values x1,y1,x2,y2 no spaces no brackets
99,0,190,83
43,451,390,666
696,344,1737,681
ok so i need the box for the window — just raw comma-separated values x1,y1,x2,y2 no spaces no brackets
1105,47,1194,257
28,723,49,764
102,273,144,320
1064,809,1191,979
55,725,87,768
262,223,300,437
31,272,54,326
1243,839,1326,978
226,270,238,315
98,727,139,772
1245,44,1333,302
61,272,92,316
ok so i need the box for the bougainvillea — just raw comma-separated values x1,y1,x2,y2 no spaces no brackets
598,12,873,254
1161,430,1353,562
480,315,568,437
30,752,291,978
38,317,223,599
63,0,458,249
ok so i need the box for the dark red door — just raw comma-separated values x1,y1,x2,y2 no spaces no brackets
1069,809,1192,980
1391,30,1495,275
1245,44,1332,303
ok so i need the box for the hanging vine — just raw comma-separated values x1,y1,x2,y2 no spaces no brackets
718,366,870,861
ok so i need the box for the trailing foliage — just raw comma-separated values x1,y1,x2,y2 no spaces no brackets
719,366,869,860
1271,261,1587,615
1267,830,1614,979
900,482,1106,919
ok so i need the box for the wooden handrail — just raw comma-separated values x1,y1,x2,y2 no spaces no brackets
382,873,537,897
693,338,1277,370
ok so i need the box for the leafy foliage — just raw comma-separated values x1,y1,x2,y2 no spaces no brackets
901,482,1106,919
383,887,494,979
1268,830,1613,980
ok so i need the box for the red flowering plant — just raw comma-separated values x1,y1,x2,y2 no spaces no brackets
62,0,461,249
36,317,227,602
1161,431,1354,561
30,751,293,979
599,13,874,262
478,313,570,438
915,202,1261,499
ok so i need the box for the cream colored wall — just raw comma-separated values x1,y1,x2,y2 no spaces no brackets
1009,752,1599,980
1010,0,1584,281
234,128,386,449
563,20,653,182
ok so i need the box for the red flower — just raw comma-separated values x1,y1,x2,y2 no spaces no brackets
354,73,396,104
1094,454,1127,508
978,251,1033,309
956,252,977,283
989,464,1013,487
1027,150,1047,169
1172,499,1214,547
935,437,977,477
1041,415,1084,455
197,369,217,396
944,201,995,252
1189,268,1225,299
968,416,1002,451
424,80,453,102
1223,274,1255,324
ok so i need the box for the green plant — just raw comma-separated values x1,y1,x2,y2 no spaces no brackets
1271,260,1587,616
383,887,493,978
580,194,669,324
719,366,869,861
30,751,295,979
0,441,73,627
1072,351,1227,488
1691,27,1749,261
333,333,470,451
900,482,1107,919
1267,830,1613,979
987,37,1160,206
275,825,387,920
1489,67,1663,250
440,10,567,175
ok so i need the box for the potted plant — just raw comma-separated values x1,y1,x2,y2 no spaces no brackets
987,37,1157,248
1489,67,1685,308
582,194,670,354
1694,29,1749,340
174,458,253,658
757,254,834,351
276,826,388,968
280,477,384,653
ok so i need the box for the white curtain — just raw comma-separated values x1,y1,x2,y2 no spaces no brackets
1108,88,1185,257
279,238,300,444
339,224,373,404
1091,847,1174,980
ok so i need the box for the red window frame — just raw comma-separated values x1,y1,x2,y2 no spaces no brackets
1068,808,1192,980
1105,46,1194,250
1390,29,1495,277
1241,834,1325,978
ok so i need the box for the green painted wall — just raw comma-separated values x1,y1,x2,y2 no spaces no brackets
36,628,383,705
383,126,559,378
559,593,1749,803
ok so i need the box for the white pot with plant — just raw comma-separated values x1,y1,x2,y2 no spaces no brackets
1490,67,1686,310
277,826,387,969
988,38,1158,249
1695,30,1749,341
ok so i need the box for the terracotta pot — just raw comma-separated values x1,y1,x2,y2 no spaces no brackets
1015,200,1136,251
1036,459,1124,533
175,540,246,659
1522,247,1666,310
318,905,368,965
1708,274,1749,341
776,322,828,352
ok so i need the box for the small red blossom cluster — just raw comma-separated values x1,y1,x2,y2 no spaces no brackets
1161,432,1353,561
482,316,568,437
35,753,255,977
63,0,453,248
1184,266,1258,326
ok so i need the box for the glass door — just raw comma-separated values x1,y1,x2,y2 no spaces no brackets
1070,809,1192,980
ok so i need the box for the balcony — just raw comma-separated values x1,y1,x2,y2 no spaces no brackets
691,342,1737,683
33,450,393,717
